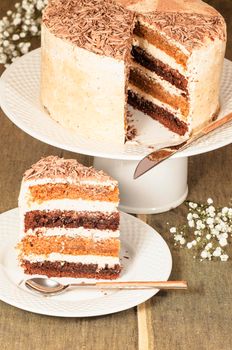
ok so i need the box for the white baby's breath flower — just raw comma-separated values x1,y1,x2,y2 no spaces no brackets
170,198,231,262
174,234,183,242
188,220,195,228
222,207,229,215
201,250,208,259
219,238,228,247
3,40,9,47
194,230,200,236
170,227,176,233
213,247,222,257
196,220,205,230
0,54,7,64
205,242,213,250
180,238,186,245
208,205,215,212
189,202,198,209
220,254,229,262
206,217,214,225
12,34,19,40
0,0,48,66
13,18,21,26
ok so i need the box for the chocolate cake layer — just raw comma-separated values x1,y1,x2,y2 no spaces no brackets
24,210,119,231
134,22,188,68
19,236,120,256
29,183,119,203
131,46,188,92
22,260,121,279
128,90,188,136
129,68,189,117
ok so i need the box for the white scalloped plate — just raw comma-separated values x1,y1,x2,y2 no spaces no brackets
0,49,232,160
0,208,172,317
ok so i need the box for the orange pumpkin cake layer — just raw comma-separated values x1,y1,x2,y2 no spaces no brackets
134,21,188,68
29,183,119,202
129,68,189,117
19,236,120,256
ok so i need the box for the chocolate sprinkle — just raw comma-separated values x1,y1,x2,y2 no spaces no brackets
144,12,226,50
23,156,116,183
43,0,135,60
43,1,226,59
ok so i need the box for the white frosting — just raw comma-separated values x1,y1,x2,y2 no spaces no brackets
22,253,119,268
133,35,186,75
24,227,120,239
186,38,225,129
41,25,126,144
22,177,117,189
20,198,118,214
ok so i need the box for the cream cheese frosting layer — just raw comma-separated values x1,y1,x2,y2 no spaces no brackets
22,253,120,268
24,227,120,239
20,199,118,215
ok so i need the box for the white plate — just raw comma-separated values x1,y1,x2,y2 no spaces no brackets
0,208,172,317
0,49,232,160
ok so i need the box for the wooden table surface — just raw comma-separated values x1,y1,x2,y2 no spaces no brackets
1,1,232,349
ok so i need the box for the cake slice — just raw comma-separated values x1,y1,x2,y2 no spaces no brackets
17,156,121,279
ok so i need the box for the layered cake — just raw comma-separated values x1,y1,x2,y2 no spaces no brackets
17,156,121,279
41,0,226,142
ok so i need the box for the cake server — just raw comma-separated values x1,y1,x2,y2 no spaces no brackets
25,277,187,296
134,112,232,179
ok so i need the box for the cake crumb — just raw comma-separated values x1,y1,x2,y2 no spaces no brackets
126,124,137,141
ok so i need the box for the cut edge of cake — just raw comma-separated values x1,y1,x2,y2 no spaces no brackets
17,156,121,279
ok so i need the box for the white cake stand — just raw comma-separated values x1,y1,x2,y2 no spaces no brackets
1,49,232,214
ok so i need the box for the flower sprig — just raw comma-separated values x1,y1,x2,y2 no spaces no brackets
169,198,232,261
0,0,47,66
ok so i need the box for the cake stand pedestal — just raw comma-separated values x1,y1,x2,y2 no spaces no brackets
94,156,188,214
1,49,232,214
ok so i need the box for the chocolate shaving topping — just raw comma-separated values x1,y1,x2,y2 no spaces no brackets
43,0,135,60
143,12,226,50
43,1,226,58
23,156,116,183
